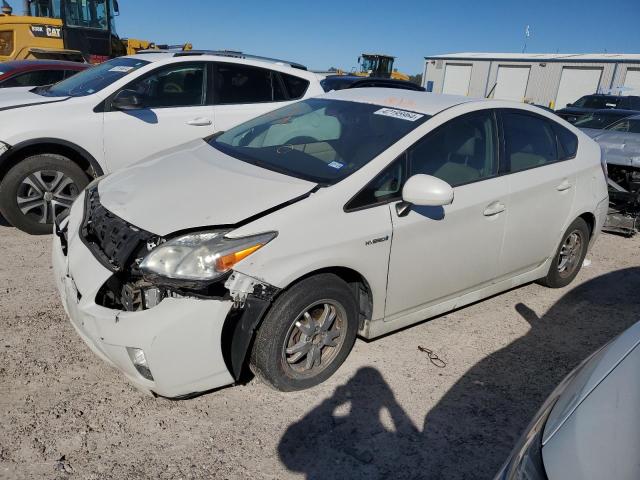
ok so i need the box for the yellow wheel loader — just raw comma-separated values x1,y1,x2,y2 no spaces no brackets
355,53,410,81
0,0,190,63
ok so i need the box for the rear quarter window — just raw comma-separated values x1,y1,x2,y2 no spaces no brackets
552,123,578,159
280,72,309,99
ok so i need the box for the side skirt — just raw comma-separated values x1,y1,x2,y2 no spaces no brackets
362,260,551,339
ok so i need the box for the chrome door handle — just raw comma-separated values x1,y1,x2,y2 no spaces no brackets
556,180,572,191
186,117,212,126
483,201,506,216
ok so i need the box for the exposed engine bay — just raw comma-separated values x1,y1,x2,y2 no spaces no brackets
606,165,640,236
78,186,278,313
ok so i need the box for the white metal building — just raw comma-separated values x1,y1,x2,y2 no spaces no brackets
422,53,640,109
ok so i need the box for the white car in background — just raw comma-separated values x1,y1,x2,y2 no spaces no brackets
497,320,640,480
0,51,323,233
53,89,609,397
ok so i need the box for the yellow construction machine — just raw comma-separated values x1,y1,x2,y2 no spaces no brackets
354,53,410,81
0,0,190,63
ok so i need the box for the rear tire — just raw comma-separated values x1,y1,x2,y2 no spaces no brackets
0,154,88,235
250,274,358,391
538,217,590,288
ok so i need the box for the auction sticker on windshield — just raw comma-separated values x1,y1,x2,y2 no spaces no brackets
374,108,424,122
109,66,135,73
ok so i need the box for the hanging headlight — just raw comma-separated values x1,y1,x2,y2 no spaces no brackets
139,230,277,283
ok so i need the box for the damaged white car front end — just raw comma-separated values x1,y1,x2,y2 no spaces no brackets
52,185,285,398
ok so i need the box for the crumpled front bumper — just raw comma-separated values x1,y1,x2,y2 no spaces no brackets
52,199,236,398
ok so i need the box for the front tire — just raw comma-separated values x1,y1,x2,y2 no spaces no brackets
538,217,590,288
0,154,89,235
250,274,359,391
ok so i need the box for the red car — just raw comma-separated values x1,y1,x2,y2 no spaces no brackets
0,60,89,89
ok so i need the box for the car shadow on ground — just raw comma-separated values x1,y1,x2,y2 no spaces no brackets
278,267,640,480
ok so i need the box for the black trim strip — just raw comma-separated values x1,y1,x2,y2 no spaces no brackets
0,97,69,112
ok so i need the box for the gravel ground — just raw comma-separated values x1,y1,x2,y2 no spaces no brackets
1,222,639,480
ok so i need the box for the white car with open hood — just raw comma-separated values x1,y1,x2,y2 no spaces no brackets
0,50,322,234
53,88,609,397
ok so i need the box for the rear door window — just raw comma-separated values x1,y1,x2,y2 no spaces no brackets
214,63,287,104
502,111,558,173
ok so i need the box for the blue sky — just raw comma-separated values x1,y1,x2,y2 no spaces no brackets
117,0,640,75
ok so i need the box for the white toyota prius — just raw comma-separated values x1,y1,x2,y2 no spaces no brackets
53,89,609,397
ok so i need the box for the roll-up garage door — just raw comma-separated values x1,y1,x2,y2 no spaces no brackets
555,68,602,109
623,69,640,96
442,64,472,96
493,66,531,101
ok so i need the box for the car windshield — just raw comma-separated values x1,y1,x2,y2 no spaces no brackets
211,98,429,185
36,57,149,97
605,116,640,133
574,112,631,130
572,95,620,109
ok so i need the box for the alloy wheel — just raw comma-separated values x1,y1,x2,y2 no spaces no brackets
282,300,347,376
557,230,583,278
16,170,80,225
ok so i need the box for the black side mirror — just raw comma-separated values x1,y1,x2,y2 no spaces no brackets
112,89,144,111
113,0,120,15
566,103,573,107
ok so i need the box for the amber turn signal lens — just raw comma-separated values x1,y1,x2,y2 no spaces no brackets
215,244,263,272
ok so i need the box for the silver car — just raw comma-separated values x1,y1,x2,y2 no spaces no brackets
496,321,640,479
574,109,640,139
594,114,640,171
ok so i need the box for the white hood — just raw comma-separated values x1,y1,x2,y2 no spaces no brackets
98,140,316,236
0,87,68,110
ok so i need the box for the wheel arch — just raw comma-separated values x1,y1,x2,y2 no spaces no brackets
577,211,596,238
280,266,375,330
221,265,375,381
0,138,103,181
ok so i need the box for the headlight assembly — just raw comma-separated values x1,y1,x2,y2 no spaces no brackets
495,401,552,480
495,344,607,480
139,230,277,283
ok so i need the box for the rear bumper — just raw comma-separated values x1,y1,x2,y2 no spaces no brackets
52,225,236,398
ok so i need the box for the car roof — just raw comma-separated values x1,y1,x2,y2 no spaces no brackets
321,75,425,91
126,50,307,71
0,59,89,69
320,88,477,115
325,75,420,85
581,94,640,100
587,108,640,116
